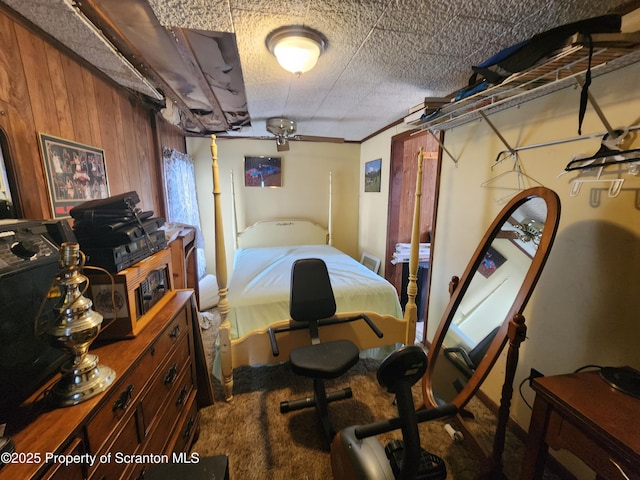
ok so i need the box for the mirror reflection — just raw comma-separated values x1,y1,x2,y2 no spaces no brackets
429,196,548,405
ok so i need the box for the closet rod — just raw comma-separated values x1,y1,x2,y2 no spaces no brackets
494,124,640,163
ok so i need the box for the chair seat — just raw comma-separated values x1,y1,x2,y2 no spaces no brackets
290,339,359,379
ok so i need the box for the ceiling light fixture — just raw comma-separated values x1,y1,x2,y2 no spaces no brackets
266,25,327,76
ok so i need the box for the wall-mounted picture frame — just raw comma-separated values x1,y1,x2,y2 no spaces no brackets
38,133,110,218
364,158,381,192
478,246,507,278
244,156,282,187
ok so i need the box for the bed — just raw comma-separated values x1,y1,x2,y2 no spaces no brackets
227,240,403,339
209,136,426,401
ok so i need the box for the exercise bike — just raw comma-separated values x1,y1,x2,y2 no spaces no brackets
330,345,457,480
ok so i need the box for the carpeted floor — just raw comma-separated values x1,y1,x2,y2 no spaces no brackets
192,309,561,480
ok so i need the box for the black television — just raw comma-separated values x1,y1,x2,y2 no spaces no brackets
0,220,68,422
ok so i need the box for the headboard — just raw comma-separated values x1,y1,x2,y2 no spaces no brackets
236,220,329,249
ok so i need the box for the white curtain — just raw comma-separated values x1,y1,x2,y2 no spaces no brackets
162,147,206,279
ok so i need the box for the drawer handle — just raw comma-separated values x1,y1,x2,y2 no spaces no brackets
176,385,188,406
112,384,134,412
164,363,178,385
169,325,180,339
135,467,147,480
183,416,195,440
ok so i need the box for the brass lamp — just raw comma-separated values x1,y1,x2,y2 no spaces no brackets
44,242,115,406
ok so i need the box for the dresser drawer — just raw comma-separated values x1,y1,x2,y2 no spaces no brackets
143,362,195,455
85,305,189,454
85,370,143,455
149,306,189,364
170,392,199,455
39,438,85,480
140,334,193,436
89,410,140,480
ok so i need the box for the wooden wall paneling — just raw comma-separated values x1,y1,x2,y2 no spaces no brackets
119,95,143,193
144,111,164,216
82,69,102,147
0,16,49,218
157,116,187,153
14,24,60,138
139,109,164,216
0,12,15,102
131,107,155,213
131,99,160,215
61,52,95,144
0,7,182,221
151,113,166,217
47,47,75,140
96,80,126,194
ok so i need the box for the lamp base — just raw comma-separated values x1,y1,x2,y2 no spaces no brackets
600,366,640,399
52,354,116,406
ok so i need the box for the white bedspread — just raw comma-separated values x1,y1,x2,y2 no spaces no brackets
227,244,403,339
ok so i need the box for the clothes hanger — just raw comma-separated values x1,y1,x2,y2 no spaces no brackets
564,128,640,171
564,154,631,199
481,154,543,204
559,128,640,200
565,148,640,171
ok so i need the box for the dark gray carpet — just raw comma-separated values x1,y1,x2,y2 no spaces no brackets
193,309,561,480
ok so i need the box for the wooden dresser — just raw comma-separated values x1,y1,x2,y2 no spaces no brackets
0,290,210,480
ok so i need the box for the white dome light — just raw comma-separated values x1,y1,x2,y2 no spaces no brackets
266,26,327,76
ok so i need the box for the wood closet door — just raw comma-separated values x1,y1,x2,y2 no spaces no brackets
384,130,441,323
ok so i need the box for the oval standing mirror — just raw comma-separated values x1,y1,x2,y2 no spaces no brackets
422,186,560,410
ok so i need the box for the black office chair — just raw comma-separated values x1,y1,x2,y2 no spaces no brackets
444,326,500,380
268,258,383,444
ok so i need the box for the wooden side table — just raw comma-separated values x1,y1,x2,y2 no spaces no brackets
169,227,199,305
520,370,640,479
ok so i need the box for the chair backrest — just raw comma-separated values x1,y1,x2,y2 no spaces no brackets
290,258,336,323
468,326,500,369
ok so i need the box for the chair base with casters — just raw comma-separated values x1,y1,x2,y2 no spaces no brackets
331,345,457,480
268,258,384,446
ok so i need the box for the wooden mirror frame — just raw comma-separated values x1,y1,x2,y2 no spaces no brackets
422,186,561,410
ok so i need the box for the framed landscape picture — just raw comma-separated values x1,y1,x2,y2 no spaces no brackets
364,158,381,192
39,133,110,218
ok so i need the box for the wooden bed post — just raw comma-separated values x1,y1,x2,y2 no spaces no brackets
403,147,424,345
210,135,233,400
328,171,333,245
230,170,238,249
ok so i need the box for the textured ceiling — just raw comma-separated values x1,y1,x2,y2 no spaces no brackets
3,0,639,142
